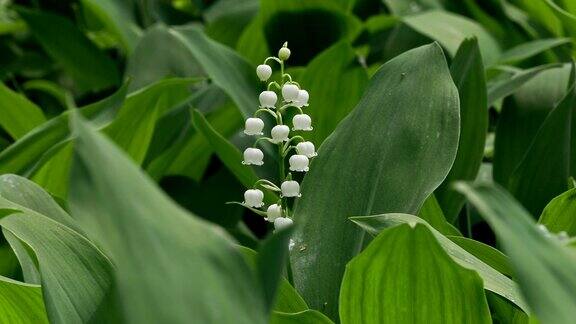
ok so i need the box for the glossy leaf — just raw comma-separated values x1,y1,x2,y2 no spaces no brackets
403,10,501,66
539,187,576,236
350,213,526,312
0,82,45,140
299,41,368,144
290,43,460,318
456,182,576,324
18,9,120,92
498,38,572,64
436,38,487,222
340,224,492,324
68,114,267,323
0,277,48,323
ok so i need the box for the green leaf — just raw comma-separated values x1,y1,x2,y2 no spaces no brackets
487,64,562,106
18,8,120,92
79,0,142,53
340,224,492,324
0,276,48,323
417,194,461,236
299,41,368,145
68,114,267,323
507,77,576,216
493,64,571,186
498,38,572,64
403,10,501,66
543,0,576,37
271,310,334,324
0,82,46,140
456,182,576,324
539,187,576,236
290,43,460,318
349,213,527,312
436,38,488,222
384,0,443,15
0,212,113,323
168,25,260,118
449,236,513,277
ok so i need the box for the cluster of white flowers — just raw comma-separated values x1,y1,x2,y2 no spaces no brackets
536,224,570,242
240,42,317,231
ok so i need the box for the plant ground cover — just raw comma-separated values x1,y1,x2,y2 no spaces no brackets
1,0,576,323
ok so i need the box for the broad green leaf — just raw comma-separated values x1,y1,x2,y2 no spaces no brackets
204,0,258,48
1,211,113,323
168,25,260,118
514,0,562,36
79,0,141,53
403,10,501,66
417,194,461,236
290,43,460,318
271,310,334,324
0,82,45,140
0,276,48,323
449,236,513,277
456,182,576,324
340,224,492,324
436,38,488,222
68,114,267,323
299,41,368,144
507,78,576,216
18,9,120,92
498,38,572,64
350,213,527,312
539,187,576,235
493,64,571,186
0,81,128,176
487,63,562,105
543,0,576,37
125,25,204,91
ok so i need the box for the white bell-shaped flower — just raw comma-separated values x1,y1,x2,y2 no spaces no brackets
244,189,264,207
266,204,282,222
271,125,290,143
274,217,293,230
289,154,309,172
281,180,300,197
294,90,309,107
244,117,264,135
282,84,299,102
278,43,291,61
242,148,264,166
296,141,317,158
256,64,272,81
292,114,313,131
259,91,277,108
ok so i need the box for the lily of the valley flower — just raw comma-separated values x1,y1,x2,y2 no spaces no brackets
256,64,272,81
278,43,291,61
244,117,264,135
294,90,309,107
243,148,264,166
274,217,293,230
259,91,277,108
281,180,300,197
296,141,317,158
289,154,309,172
244,189,264,207
293,114,313,131
266,204,282,222
271,125,290,143
282,83,300,102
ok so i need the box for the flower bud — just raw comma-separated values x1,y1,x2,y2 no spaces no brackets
266,204,282,222
289,154,309,172
282,84,299,102
292,114,312,131
271,125,290,143
294,90,309,107
296,141,317,158
242,148,264,166
274,217,293,230
244,189,264,207
256,64,272,81
281,180,300,197
244,117,264,135
278,43,291,61
259,91,277,108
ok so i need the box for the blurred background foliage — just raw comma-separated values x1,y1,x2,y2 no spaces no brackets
0,0,576,289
